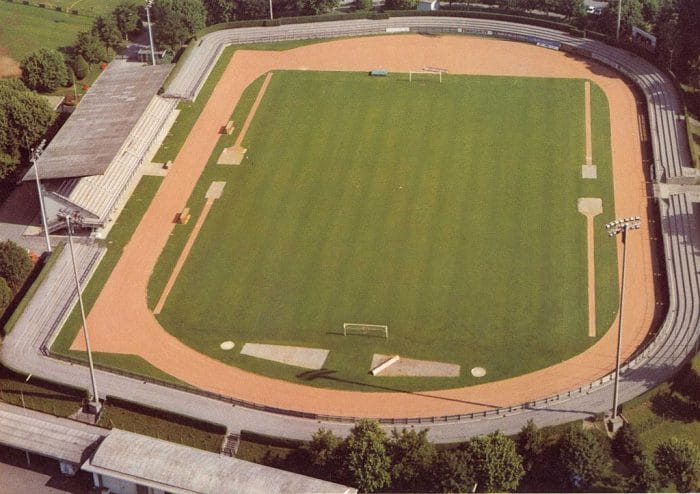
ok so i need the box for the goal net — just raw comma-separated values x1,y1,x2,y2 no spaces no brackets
343,323,388,339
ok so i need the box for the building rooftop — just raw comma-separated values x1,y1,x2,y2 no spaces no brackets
23,60,171,181
0,403,106,464
83,429,356,494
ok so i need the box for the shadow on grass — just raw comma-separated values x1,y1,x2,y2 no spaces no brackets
649,391,700,423
296,368,501,408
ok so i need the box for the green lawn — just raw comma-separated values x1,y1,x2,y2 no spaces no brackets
0,2,90,60
153,71,618,391
622,353,700,457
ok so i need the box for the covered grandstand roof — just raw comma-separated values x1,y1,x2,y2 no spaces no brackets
23,60,171,181
83,429,357,494
0,404,106,464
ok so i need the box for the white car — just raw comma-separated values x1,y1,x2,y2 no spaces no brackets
586,5,596,14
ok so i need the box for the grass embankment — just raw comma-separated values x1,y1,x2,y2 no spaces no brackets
98,396,226,452
623,352,700,455
0,2,90,60
50,176,183,384
153,71,618,392
0,365,86,417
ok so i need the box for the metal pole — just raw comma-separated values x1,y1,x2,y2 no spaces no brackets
66,216,100,405
269,0,274,20
616,0,623,41
145,1,156,66
611,224,628,419
31,142,51,253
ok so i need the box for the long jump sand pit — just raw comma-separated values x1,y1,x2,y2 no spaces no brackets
74,35,657,418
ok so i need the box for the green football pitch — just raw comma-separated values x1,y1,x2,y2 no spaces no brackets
151,70,619,391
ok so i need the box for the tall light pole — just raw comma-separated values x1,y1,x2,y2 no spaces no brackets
269,0,274,20
605,216,641,421
31,140,51,253
145,0,156,66
63,211,101,415
616,0,623,40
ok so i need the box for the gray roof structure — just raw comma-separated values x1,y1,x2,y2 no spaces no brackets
83,429,356,494
0,403,106,464
24,60,171,181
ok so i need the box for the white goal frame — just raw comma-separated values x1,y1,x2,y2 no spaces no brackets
409,68,445,83
343,323,388,339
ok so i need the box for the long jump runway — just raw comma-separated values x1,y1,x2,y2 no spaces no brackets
73,35,657,418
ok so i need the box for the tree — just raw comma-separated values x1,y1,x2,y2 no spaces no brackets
92,15,123,52
462,431,525,492
354,0,373,10
0,241,32,293
340,419,391,492
203,0,236,24
653,437,700,492
388,428,435,492
612,424,644,464
630,456,661,493
432,449,476,493
0,80,54,151
238,0,270,19
112,2,142,40
517,419,543,474
384,0,418,10
558,0,585,20
74,32,107,66
153,0,206,50
599,0,646,38
19,49,70,92
73,55,89,80
0,278,11,313
302,428,341,480
557,427,611,490
285,0,340,15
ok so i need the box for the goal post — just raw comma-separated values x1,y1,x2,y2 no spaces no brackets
343,323,388,339
409,68,446,83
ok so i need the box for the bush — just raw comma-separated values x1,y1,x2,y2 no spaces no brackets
20,49,70,92
612,424,643,464
73,54,88,80
0,240,33,292
354,0,373,10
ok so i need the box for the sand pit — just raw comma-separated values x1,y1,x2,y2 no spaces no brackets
217,146,246,165
241,343,329,370
370,354,460,377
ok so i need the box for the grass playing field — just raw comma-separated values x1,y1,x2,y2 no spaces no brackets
150,70,618,391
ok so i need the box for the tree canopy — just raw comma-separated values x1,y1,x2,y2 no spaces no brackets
153,0,206,50
0,240,33,292
557,427,611,490
0,80,54,179
388,429,436,492
340,419,391,492
654,437,700,492
462,431,525,492
20,49,70,92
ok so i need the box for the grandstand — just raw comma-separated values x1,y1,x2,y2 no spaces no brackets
23,60,175,235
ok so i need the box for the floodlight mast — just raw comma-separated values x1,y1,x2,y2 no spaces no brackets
31,140,51,253
604,216,641,420
62,212,101,413
145,0,156,66
269,0,274,20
